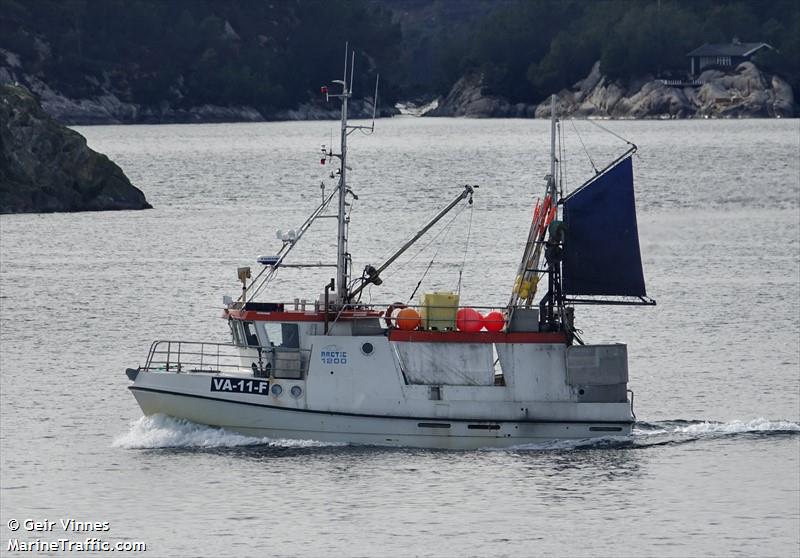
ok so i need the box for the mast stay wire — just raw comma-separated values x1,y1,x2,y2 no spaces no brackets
403,203,469,304
389,201,468,270
370,189,467,270
559,119,567,199
406,247,443,304
569,119,598,175
246,182,339,302
456,201,474,296
585,117,636,147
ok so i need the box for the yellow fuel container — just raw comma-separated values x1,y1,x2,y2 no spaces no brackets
420,291,460,331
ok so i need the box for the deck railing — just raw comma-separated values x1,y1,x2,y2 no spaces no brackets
142,340,309,378
658,78,702,87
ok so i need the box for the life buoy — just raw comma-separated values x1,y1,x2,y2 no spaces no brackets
384,302,406,329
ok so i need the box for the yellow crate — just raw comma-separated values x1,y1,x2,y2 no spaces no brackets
420,291,460,331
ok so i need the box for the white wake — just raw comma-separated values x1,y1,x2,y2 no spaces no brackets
634,417,800,436
501,417,799,452
113,414,343,449
113,414,798,451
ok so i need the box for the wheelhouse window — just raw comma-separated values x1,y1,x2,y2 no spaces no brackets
281,323,300,348
265,323,282,346
243,321,259,346
264,323,299,348
229,320,243,345
231,320,299,349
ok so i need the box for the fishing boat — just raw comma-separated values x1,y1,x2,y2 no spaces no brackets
126,50,655,449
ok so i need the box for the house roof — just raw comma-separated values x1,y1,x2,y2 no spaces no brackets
687,42,773,57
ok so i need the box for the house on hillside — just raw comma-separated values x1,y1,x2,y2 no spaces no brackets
687,39,774,75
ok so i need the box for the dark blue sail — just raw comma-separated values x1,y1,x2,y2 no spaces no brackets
561,156,647,297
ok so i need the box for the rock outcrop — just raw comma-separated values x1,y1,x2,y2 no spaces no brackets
0,84,151,214
426,74,536,118
273,98,398,121
1,49,397,125
535,61,794,119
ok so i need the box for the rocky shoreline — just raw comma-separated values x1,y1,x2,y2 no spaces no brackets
32,88,399,126
1,45,794,123
424,74,536,118
534,61,795,119
0,49,397,125
0,84,151,214
427,61,794,120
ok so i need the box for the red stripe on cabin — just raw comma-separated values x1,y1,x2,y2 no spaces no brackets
388,330,567,344
224,309,382,322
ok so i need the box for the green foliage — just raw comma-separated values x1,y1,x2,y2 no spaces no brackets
0,0,797,111
0,0,399,111
430,0,799,102
455,0,579,102
599,2,703,80
753,8,800,92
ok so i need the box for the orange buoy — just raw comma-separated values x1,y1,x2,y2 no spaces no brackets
456,307,482,333
395,307,421,331
483,310,505,332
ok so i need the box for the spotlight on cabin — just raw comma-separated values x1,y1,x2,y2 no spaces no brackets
364,264,382,286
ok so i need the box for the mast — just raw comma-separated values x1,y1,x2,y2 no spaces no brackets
548,95,558,211
322,44,378,307
507,95,562,311
335,46,351,304
541,94,563,329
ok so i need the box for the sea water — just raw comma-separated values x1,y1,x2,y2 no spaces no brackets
1,117,798,557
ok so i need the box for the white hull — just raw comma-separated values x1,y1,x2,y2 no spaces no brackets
130,370,633,450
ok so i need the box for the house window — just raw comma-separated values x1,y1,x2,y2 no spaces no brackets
716,56,731,66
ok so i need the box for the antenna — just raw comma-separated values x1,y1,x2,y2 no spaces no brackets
370,74,380,130
342,41,349,90
349,50,355,94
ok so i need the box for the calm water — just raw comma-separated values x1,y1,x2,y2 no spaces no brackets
1,117,799,557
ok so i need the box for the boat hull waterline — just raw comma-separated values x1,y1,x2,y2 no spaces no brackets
129,370,633,450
